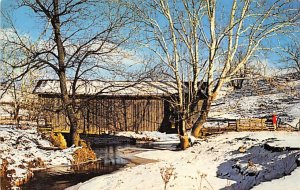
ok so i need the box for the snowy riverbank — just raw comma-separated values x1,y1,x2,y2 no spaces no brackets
67,131,300,190
0,125,79,189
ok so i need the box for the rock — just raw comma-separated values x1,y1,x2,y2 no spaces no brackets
238,146,247,153
296,157,300,167
244,160,258,176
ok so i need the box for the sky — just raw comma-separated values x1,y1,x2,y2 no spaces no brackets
0,0,45,39
0,0,299,70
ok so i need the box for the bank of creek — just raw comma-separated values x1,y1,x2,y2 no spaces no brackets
0,144,159,190
0,126,176,190
14,144,157,190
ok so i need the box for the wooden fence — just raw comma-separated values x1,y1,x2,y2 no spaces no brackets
200,118,291,136
0,115,44,126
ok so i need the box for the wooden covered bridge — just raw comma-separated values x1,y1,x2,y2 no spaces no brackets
33,80,200,134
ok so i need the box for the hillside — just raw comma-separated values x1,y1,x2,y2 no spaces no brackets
209,73,300,127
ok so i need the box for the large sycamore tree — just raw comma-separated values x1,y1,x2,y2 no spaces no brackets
1,0,133,146
131,0,299,148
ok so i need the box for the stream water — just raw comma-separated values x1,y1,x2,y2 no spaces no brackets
20,145,129,190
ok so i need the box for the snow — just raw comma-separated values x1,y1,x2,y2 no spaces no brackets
0,125,78,185
116,131,179,142
34,80,178,96
253,167,300,190
0,90,14,103
288,102,300,127
210,76,300,128
67,131,300,190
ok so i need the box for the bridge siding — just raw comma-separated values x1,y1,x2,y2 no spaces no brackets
38,95,172,134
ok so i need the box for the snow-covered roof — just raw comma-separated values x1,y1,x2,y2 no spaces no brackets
33,80,179,97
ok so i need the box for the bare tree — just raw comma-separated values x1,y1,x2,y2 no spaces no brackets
280,41,300,74
1,0,134,146
130,0,299,147
0,29,41,127
0,79,37,127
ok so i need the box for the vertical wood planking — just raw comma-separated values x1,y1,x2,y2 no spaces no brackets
39,95,173,134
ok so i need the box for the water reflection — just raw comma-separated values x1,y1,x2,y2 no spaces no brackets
93,145,128,165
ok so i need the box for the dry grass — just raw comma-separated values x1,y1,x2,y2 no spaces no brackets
160,165,175,190
49,132,67,149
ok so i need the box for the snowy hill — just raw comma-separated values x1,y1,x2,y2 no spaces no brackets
210,73,300,127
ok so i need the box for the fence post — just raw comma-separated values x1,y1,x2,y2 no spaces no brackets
249,119,251,130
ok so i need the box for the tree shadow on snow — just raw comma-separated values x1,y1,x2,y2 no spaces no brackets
216,144,299,190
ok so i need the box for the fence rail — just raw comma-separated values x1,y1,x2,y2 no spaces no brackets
0,115,45,127
201,118,297,136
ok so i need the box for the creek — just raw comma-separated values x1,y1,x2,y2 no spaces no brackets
20,145,129,190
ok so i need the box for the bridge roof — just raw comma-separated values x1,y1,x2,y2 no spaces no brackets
33,80,179,97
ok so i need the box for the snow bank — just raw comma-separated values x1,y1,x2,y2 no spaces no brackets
115,131,179,142
0,125,78,187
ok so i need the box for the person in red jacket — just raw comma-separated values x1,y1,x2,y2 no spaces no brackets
272,114,277,130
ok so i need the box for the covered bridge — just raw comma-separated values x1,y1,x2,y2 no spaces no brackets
34,80,201,134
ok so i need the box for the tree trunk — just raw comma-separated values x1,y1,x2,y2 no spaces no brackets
50,0,80,147
14,104,20,128
177,113,190,150
58,72,80,146
191,98,213,138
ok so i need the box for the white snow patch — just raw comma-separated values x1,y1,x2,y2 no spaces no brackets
115,131,179,142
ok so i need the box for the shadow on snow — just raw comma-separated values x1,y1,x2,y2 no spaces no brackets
217,140,299,190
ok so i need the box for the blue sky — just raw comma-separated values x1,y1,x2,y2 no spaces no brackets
1,0,298,69
1,0,44,39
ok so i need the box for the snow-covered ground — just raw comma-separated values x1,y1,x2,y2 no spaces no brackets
67,131,300,190
116,131,179,143
0,125,79,187
210,75,300,128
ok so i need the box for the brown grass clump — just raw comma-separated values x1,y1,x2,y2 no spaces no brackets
50,132,67,149
72,140,96,165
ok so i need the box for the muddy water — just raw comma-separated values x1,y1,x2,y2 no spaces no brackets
20,145,129,190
